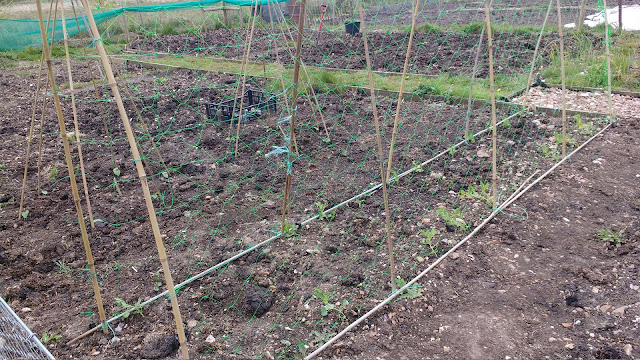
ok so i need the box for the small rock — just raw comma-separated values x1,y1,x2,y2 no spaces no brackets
549,337,557,342
187,319,198,329
21,307,32,313
205,335,215,343
443,346,451,353
565,343,575,350
592,286,599,294
477,149,490,158
561,322,573,328
417,256,425,263
451,252,460,260
532,119,542,127
612,306,627,316
114,323,123,332
623,344,633,356
90,349,100,356
599,304,612,313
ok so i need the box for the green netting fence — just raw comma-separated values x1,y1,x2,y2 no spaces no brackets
0,0,289,51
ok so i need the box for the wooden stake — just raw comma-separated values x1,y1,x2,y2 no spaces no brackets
37,0,60,195
483,0,498,209
234,0,259,157
618,0,622,34
602,0,614,120
358,2,396,291
523,0,554,107
385,0,420,181
60,2,95,228
464,19,486,138
577,0,587,31
79,0,189,357
556,0,568,158
35,0,107,333
280,0,306,232
18,0,56,219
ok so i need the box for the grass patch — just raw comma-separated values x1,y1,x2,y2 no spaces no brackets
540,30,640,90
140,54,529,100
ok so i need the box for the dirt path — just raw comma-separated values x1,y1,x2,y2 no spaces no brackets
334,117,640,360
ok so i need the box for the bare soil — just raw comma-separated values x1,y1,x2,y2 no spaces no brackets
1,49,633,360
127,28,603,77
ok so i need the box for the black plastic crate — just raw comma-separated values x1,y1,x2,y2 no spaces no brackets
204,89,278,123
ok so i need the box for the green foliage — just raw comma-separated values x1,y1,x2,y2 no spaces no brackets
282,220,299,238
436,207,467,231
315,201,335,221
597,229,627,247
395,278,423,300
319,70,337,85
419,228,439,254
313,288,348,321
575,114,595,135
460,181,492,205
412,161,424,173
115,297,144,319
48,167,58,181
456,21,484,35
539,143,561,161
41,330,62,344
587,61,608,87
417,22,442,34
314,288,331,306
21,209,29,219
113,167,121,177
553,131,575,146
416,83,443,96
465,131,476,143
55,260,72,274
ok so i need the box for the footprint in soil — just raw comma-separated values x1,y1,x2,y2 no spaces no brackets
244,284,274,317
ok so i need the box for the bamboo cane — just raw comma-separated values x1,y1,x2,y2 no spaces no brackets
234,0,259,157
274,10,330,142
60,2,96,228
78,0,189,357
18,0,56,220
556,0,568,158
602,0,614,121
522,0,554,107
358,2,396,291
483,0,498,209
464,19,486,139
385,0,420,181
35,0,107,333
280,0,306,233
37,0,60,195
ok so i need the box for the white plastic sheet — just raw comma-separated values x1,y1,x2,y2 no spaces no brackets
564,4,640,31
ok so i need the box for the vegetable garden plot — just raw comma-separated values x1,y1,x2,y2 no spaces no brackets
0,0,623,356
3,56,609,358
